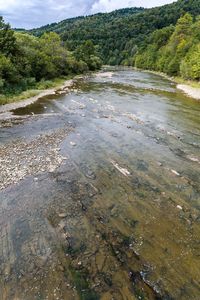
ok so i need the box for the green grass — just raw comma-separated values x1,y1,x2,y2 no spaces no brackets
173,76,200,88
0,76,73,105
0,89,40,105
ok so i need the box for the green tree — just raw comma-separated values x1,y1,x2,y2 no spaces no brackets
180,43,200,80
0,17,17,56
75,40,102,70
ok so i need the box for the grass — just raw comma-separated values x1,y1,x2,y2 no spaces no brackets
0,89,40,105
173,76,200,88
0,76,73,105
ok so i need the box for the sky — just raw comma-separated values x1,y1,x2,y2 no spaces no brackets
0,0,177,29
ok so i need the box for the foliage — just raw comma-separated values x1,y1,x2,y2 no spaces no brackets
134,13,200,80
75,40,102,70
180,43,200,80
0,17,102,97
29,0,200,65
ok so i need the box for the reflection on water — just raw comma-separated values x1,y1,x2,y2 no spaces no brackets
0,67,200,300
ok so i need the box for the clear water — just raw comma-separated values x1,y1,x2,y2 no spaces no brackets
0,67,200,300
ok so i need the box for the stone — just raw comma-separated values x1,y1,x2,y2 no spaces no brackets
58,213,67,218
177,205,183,210
70,142,77,146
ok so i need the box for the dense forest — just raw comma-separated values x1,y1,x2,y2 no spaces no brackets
1,0,200,101
30,0,200,66
0,17,102,97
135,13,200,80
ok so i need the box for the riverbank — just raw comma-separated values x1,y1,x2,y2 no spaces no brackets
0,77,77,117
0,70,109,118
142,69,200,100
177,84,200,100
0,77,73,106
175,77,200,100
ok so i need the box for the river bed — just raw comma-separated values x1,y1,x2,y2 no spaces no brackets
0,67,200,300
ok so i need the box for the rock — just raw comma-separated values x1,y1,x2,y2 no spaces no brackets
58,265,65,271
70,142,77,146
171,169,180,176
58,213,67,218
177,205,183,210
137,160,149,171
187,156,199,163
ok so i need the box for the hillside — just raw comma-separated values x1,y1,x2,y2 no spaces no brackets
135,13,200,80
30,0,200,65
30,8,145,37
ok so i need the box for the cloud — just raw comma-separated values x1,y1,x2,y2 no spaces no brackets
0,0,94,28
0,0,176,29
91,0,176,13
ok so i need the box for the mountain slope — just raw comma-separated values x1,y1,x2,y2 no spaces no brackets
30,0,200,64
30,8,145,37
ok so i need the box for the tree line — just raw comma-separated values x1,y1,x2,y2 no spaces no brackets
134,13,200,80
0,17,102,96
30,0,200,67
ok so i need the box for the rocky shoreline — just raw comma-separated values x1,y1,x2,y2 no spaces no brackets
143,69,200,101
177,84,200,100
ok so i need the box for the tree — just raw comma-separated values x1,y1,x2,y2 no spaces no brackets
134,13,200,79
0,17,17,56
75,40,102,70
180,43,200,80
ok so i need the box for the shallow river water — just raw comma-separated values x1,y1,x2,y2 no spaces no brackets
0,68,200,300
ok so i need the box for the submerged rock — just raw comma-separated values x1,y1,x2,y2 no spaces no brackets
70,142,77,147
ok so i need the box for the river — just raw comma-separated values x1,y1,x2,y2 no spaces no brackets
0,67,200,300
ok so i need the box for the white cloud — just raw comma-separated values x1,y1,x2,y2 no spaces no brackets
0,0,177,29
91,0,176,13
0,0,94,28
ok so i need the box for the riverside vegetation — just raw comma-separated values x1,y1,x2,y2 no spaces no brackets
0,17,102,104
0,0,200,104
135,13,200,81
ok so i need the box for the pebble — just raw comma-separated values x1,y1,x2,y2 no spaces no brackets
171,169,180,176
0,128,72,190
58,213,67,218
177,205,183,210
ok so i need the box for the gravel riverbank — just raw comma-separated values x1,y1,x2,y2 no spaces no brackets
0,126,73,190
177,84,200,100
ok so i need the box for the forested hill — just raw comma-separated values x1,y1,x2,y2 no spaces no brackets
30,0,200,65
30,7,145,37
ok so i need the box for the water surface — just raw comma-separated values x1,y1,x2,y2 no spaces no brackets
0,68,200,300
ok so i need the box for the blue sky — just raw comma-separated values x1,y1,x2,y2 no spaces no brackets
0,0,177,29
